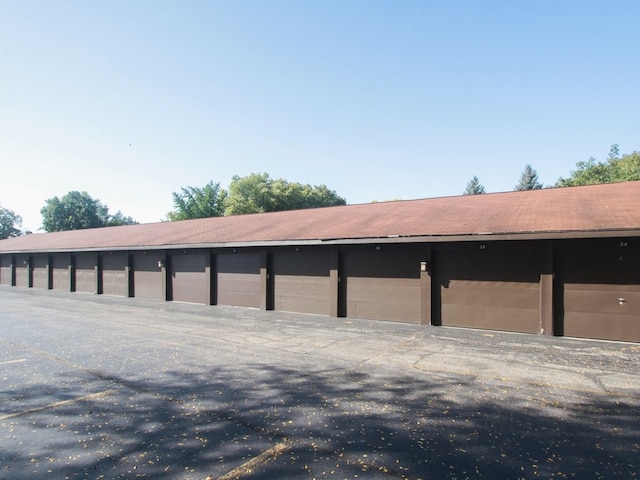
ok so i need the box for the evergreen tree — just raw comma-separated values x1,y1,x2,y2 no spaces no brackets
463,176,486,195
514,164,543,191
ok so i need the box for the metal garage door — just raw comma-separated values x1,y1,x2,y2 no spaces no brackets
435,246,541,333
556,240,640,342
14,254,30,287
0,255,11,285
216,252,262,308
169,252,209,304
132,252,165,300
51,254,71,291
272,248,332,315
341,245,422,323
32,254,49,289
75,253,97,294
101,252,128,297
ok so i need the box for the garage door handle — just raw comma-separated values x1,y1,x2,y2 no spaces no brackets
618,297,626,304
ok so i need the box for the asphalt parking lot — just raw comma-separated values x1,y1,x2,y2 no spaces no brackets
1,286,639,479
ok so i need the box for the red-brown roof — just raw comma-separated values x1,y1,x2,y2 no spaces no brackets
1,182,639,253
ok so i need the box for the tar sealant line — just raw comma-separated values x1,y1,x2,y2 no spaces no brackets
0,389,117,421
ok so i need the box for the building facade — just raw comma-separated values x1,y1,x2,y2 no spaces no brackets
1,182,639,343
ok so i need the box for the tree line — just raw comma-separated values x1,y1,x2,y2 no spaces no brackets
463,144,639,195
1,145,638,239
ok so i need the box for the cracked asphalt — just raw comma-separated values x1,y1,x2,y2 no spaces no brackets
1,286,639,479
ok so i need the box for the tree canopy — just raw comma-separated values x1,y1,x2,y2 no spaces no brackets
515,164,543,191
167,173,347,220
463,176,486,195
167,181,227,221
555,144,640,187
40,191,138,232
225,173,346,216
0,204,22,239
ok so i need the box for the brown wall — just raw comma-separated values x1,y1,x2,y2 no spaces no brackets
101,252,129,297
169,251,210,304
433,243,541,334
216,251,262,308
556,239,640,342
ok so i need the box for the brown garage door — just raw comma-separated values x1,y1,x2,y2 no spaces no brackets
32,254,49,289
435,246,541,333
132,252,165,300
75,253,97,294
341,245,422,323
0,255,11,285
101,252,129,297
51,254,71,291
556,240,640,342
272,248,332,315
170,252,209,304
216,252,262,308
14,254,30,287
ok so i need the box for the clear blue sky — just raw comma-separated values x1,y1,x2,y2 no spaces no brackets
1,1,639,232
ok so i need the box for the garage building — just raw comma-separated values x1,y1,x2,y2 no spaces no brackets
1,182,639,342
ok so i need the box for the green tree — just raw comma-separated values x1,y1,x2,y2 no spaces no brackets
463,176,486,195
0,204,22,239
107,211,139,227
225,173,346,216
555,144,640,187
40,191,138,232
514,164,543,191
167,180,227,221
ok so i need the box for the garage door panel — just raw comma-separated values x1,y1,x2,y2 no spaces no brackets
557,240,640,342
443,304,540,333
437,247,541,333
348,279,420,304
217,252,261,308
442,283,539,310
564,290,640,316
101,253,128,297
272,250,332,315
75,254,97,293
346,298,421,323
171,253,208,304
0,256,11,285
133,253,164,300
32,255,48,289
274,275,330,315
51,255,70,291
564,312,640,343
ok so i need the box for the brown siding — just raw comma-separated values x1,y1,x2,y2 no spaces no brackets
216,252,261,308
272,248,332,315
132,251,165,300
341,245,423,324
556,239,640,342
0,255,11,285
101,252,128,297
75,253,97,294
51,254,71,291
170,252,209,304
434,245,541,333
32,254,49,289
